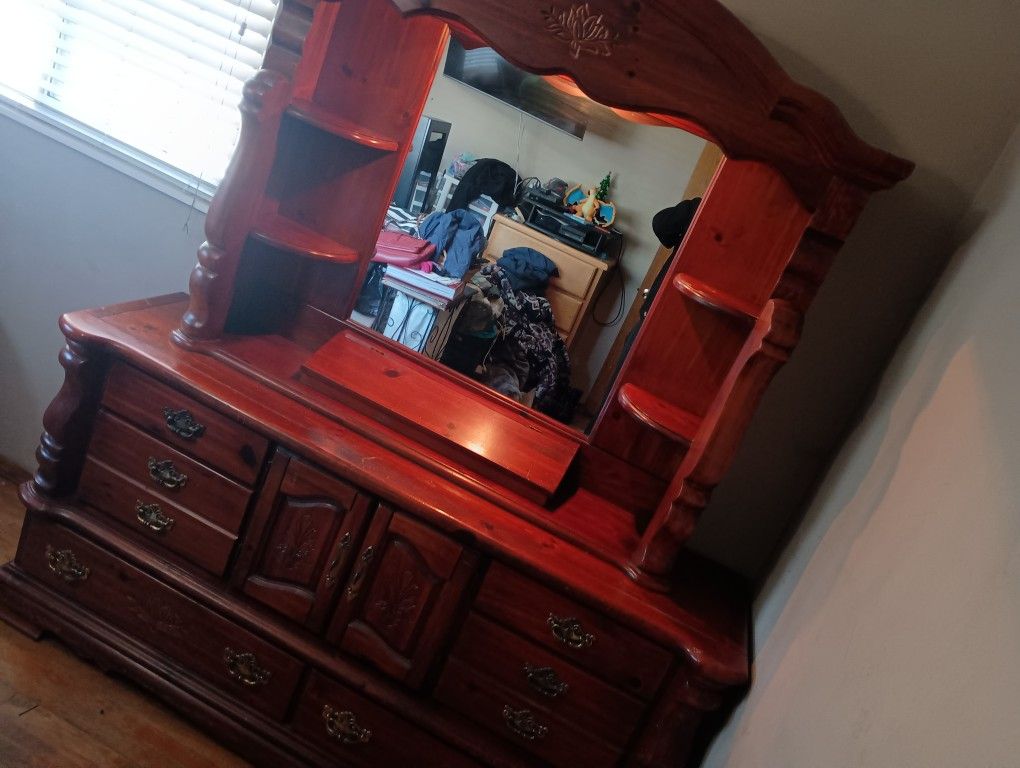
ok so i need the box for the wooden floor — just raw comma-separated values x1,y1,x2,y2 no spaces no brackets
0,472,251,768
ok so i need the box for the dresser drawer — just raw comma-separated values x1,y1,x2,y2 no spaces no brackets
485,217,599,299
78,457,237,576
447,613,644,747
547,287,584,336
17,517,303,721
291,671,480,768
437,658,621,768
475,562,672,700
102,363,269,484
87,409,251,532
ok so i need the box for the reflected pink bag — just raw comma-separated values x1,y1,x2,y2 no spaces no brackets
373,231,436,267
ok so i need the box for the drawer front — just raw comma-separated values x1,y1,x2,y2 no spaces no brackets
547,287,583,337
329,508,480,688
17,517,302,720
437,658,621,768
485,219,599,299
475,562,672,701
102,363,269,484
448,613,644,746
239,454,372,628
78,457,237,576
292,671,479,768
88,409,251,532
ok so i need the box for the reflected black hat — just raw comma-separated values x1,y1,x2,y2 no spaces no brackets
652,197,700,247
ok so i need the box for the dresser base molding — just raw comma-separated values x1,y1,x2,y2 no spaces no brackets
0,562,318,768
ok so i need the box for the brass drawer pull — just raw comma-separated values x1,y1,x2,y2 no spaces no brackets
162,407,205,440
344,545,375,601
223,647,271,687
547,613,595,649
135,501,175,534
503,705,548,741
147,457,188,490
322,704,372,745
523,662,569,699
45,545,90,582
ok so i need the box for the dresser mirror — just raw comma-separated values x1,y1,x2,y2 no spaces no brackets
342,33,719,431
174,0,912,589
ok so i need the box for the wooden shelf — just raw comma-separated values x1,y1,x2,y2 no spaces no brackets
617,383,701,447
250,212,359,264
673,273,758,321
287,100,399,151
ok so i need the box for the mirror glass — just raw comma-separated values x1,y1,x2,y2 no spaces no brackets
346,33,720,431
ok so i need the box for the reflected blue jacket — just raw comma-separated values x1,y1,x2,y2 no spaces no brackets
419,209,485,279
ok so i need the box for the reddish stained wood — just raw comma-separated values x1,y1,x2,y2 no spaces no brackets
672,273,759,321
436,657,623,768
445,612,645,744
286,100,400,150
301,329,579,503
77,457,238,577
617,383,702,447
178,68,292,342
85,410,251,533
101,362,269,485
590,159,812,479
250,208,360,263
292,670,482,768
474,561,674,701
329,507,480,688
52,298,751,686
239,457,373,630
0,0,926,760
33,333,106,499
16,516,306,722
394,0,913,202
629,299,805,589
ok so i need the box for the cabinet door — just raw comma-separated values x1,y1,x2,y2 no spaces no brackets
327,506,478,687
236,454,371,629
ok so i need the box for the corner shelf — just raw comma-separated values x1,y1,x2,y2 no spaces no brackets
673,273,758,322
287,100,399,151
250,212,359,264
617,383,701,447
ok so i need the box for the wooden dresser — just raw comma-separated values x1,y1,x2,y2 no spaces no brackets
2,296,748,768
482,215,617,348
0,0,912,766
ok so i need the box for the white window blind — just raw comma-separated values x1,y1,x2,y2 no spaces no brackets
0,0,279,188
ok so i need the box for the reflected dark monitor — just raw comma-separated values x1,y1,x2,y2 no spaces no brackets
443,39,590,139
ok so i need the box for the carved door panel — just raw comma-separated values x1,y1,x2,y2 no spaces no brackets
327,505,479,688
235,453,371,630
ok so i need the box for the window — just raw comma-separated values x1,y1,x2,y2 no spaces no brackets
0,0,279,194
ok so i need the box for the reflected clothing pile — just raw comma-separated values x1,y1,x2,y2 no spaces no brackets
460,262,574,422
419,209,485,279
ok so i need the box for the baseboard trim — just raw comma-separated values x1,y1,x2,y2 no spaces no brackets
0,456,31,484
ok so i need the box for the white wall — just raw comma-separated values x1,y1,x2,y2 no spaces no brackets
0,116,205,470
422,49,706,389
704,119,1020,767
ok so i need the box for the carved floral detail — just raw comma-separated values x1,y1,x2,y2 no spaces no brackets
542,3,616,59
274,513,317,570
370,568,421,631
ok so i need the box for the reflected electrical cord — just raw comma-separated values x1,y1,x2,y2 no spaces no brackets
591,240,626,327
